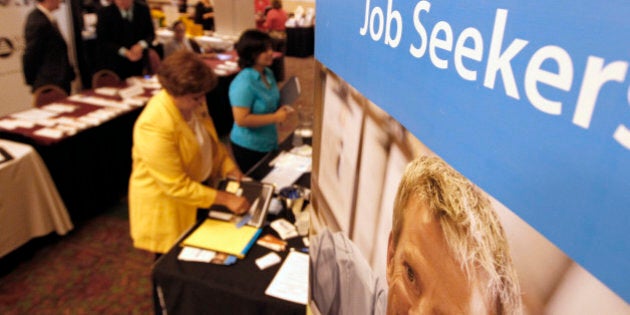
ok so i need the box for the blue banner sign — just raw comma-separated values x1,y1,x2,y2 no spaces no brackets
316,0,629,301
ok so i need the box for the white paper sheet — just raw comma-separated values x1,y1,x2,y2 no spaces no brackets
68,95,130,109
261,166,305,194
77,116,102,126
265,251,308,305
118,84,144,99
123,97,146,107
41,103,78,113
33,127,64,139
214,69,228,76
177,246,216,263
0,119,36,130
11,108,58,121
55,117,89,129
127,76,161,90
0,119,19,130
35,119,57,127
269,151,311,172
54,124,78,135
94,87,120,97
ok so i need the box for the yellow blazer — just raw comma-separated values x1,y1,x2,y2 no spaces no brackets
128,90,238,253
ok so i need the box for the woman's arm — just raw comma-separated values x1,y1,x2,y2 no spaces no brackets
232,105,292,128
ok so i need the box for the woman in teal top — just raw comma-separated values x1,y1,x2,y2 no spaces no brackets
229,29,293,172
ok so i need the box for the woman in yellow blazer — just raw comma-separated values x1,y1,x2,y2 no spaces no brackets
128,50,249,254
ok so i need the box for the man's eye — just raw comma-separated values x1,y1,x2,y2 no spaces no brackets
405,263,415,283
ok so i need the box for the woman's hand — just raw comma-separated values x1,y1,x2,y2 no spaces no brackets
215,191,250,215
274,105,294,123
225,194,250,215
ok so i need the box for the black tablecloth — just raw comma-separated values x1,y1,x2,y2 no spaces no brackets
286,27,314,58
153,218,306,315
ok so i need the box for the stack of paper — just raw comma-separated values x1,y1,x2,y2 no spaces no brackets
262,151,312,193
181,219,262,259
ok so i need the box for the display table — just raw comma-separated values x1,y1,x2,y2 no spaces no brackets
0,83,158,221
153,217,307,314
286,26,314,57
0,139,73,258
153,134,311,315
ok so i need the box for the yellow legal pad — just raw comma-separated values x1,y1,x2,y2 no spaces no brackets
181,219,262,259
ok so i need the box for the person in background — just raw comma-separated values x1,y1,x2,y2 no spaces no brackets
177,0,187,13
23,0,76,94
129,50,249,256
254,0,270,30
163,20,203,58
96,0,155,79
229,29,293,173
310,156,523,314
263,0,287,51
194,0,214,32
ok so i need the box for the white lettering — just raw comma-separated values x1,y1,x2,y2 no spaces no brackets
525,46,573,115
613,87,630,149
385,0,403,48
409,0,431,58
429,21,453,69
483,9,529,100
573,57,628,128
359,0,371,36
370,7,384,40
454,27,483,81
613,125,630,150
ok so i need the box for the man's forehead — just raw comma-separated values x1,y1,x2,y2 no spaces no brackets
403,195,434,224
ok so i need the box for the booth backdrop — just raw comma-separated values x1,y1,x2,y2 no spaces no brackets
315,0,630,302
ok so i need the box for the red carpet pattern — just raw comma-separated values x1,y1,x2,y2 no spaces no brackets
0,214,154,314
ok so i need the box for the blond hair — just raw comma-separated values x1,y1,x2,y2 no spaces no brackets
392,156,522,314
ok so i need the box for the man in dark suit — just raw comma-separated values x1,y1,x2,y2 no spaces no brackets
23,0,76,94
96,0,155,79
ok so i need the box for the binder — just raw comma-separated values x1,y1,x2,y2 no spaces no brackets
181,219,262,259
280,76,301,105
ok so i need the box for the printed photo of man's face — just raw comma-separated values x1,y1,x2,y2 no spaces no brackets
386,196,492,314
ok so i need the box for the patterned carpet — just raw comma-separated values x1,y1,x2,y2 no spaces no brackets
0,56,315,314
0,202,154,314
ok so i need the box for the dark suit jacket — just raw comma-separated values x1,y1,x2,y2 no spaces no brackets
96,1,155,79
22,8,75,93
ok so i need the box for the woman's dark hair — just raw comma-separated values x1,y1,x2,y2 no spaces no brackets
271,0,282,9
235,29,273,68
171,20,185,30
157,50,217,97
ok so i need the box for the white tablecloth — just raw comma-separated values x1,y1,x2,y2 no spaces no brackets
0,139,73,257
